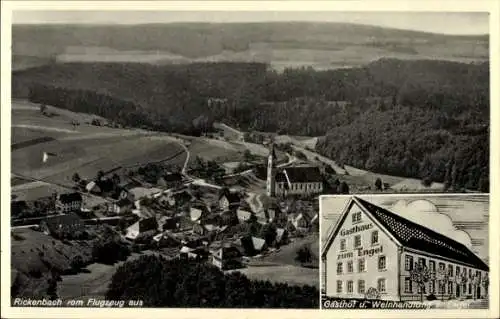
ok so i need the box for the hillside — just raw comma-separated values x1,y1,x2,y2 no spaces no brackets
12,22,488,71
11,58,489,191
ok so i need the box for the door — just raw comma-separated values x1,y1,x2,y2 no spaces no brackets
456,285,460,298
476,286,481,299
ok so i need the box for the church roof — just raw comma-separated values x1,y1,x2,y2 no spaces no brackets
283,166,322,183
322,196,489,271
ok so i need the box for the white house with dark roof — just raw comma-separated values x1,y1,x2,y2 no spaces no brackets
55,192,83,213
321,196,489,301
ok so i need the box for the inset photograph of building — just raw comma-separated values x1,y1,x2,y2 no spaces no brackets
320,194,489,309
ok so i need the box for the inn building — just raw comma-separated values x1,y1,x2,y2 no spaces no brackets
321,196,489,301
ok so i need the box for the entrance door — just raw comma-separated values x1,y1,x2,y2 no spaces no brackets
456,285,460,298
476,287,481,299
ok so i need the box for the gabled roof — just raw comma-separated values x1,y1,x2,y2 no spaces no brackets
116,197,133,207
42,212,83,228
132,217,158,233
219,192,240,204
58,192,83,203
283,166,322,183
322,196,489,271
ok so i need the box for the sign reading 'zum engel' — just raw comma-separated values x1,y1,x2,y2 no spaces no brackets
338,246,384,259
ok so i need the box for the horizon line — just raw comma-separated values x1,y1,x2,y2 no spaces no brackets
12,21,490,37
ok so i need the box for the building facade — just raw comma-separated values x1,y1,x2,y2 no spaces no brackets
322,197,489,301
55,192,83,213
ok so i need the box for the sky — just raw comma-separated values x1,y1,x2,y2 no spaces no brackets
320,195,489,262
12,11,489,35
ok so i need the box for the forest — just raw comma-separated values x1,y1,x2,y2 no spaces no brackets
106,254,319,308
12,58,489,191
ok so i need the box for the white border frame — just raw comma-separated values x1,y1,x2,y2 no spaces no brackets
2,1,499,318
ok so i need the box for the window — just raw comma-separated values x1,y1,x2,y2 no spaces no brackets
371,231,379,245
438,262,445,271
347,280,353,293
354,235,362,248
478,272,482,281
352,211,362,223
405,255,414,271
418,284,426,294
429,281,435,294
378,256,386,271
456,266,461,277
448,265,453,277
404,278,412,293
468,269,472,278
377,278,386,293
347,261,354,273
340,239,346,251
337,280,343,293
429,260,436,272
337,262,343,275
358,259,366,272
358,280,365,294
418,257,426,267
439,282,445,294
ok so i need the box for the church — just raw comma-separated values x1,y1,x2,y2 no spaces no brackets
266,144,324,198
321,196,489,301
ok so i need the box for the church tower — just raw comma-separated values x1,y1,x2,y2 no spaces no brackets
266,142,277,197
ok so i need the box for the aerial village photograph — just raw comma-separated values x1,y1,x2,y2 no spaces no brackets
320,194,490,309
5,4,491,313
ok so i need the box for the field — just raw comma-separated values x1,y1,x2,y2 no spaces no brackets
13,23,488,71
232,264,319,287
57,251,159,301
230,234,320,287
11,100,188,199
11,228,94,298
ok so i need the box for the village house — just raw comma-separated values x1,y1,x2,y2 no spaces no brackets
239,235,267,256
322,196,489,301
85,181,101,194
275,228,289,246
111,198,134,215
289,212,312,231
179,246,209,261
40,212,84,238
158,216,179,231
125,217,158,241
153,232,181,248
211,244,244,270
55,192,83,213
158,172,184,189
190,207,204,222
236,209,253,223
218,192,241,212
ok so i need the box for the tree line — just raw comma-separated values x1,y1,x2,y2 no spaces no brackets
106,254,319,308
14,59,489,190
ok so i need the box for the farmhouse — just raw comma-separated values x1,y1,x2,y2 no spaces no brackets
218,192,241,212
211,244,244,270
125,217,158,241
266,144,323,197
112,198,134,214
40,212,84,237
55,192,83,213
321,196,489,301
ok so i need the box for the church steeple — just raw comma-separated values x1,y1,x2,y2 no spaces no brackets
266,142,276,197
